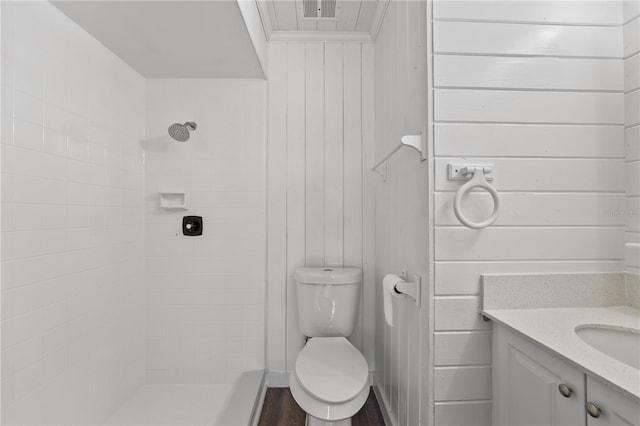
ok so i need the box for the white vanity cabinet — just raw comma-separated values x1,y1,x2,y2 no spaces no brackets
493,324,640,426
586,376,640,426
493,324,586,426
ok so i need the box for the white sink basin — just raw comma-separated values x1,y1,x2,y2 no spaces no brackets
575,325,640,370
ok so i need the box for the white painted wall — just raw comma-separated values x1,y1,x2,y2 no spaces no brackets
431,2,626,425
0,1,146,423
265,41,376,373
625,1,640,272
144,79,266,384
372,1,430,425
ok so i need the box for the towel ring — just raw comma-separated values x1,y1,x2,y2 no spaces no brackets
453,167,500,229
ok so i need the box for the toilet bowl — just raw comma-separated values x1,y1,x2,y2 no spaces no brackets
290,337,369,426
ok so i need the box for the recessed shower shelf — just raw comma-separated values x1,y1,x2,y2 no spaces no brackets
160,192,188,210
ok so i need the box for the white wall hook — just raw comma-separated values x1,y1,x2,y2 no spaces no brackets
448,163,500,229
372,132,426,181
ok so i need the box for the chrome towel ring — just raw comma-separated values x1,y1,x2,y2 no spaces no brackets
452,166,500,229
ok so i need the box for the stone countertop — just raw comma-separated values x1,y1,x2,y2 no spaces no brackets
483,306,640,402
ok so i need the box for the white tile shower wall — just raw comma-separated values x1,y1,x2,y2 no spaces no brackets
625,1,640,272
265,42,375,373
0,1,146,424
372,1,430,425
431,2,626,425
144,79,266,384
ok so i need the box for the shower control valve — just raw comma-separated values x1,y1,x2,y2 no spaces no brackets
182,216,203,236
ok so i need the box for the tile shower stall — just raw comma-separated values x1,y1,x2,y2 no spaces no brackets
0,2,266,424
1,0,639,425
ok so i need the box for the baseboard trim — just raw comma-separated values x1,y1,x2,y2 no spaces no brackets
264,372,290,388
373,375,397,426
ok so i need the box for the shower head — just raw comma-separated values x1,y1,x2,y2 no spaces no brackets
168,122,197,142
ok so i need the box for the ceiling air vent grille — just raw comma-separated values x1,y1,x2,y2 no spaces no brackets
303,0,336,19
303,0,318,18
321,0,336,18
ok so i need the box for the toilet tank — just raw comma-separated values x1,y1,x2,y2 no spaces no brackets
294,267,362,337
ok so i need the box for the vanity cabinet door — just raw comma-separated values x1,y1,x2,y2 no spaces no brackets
586,376,640,426
493,325,586,426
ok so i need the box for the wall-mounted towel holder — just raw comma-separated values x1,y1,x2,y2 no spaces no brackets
371,133,426,181
448,163,500,229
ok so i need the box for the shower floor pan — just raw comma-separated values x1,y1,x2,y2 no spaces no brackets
104,371,264,425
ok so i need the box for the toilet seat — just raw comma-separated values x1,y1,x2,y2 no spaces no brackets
294,337,368,404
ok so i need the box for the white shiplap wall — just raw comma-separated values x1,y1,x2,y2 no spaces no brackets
372,1,430,425
625,1,640,272
266,41,376,373
431,2,626,425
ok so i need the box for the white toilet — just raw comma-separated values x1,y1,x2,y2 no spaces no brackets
290,267,369,426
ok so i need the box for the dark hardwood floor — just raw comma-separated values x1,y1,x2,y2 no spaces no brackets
257,387,385,426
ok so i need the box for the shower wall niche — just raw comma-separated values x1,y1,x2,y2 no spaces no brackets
143,79,267,384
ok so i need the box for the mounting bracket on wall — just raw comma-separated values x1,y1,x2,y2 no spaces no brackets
395,273,421,307
371,133,426,181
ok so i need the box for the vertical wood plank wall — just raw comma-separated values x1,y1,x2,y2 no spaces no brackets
373,1,430,425
625,1,640,272
266,41,376,373
431,2,627,425
265,3,633,426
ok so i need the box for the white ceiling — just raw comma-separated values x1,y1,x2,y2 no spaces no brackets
52,1,264,78
257,0,389,40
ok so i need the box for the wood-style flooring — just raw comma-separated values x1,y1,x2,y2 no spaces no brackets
257,387,385,426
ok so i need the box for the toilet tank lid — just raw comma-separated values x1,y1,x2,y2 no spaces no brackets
295,267,362,285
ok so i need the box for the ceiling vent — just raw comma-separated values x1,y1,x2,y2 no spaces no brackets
303,0,336,19
303,0,317,17
321,0,336,18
